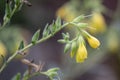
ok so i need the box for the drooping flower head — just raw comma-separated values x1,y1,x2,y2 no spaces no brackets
82,30,100,49
87,35,100,48
76,42,87,63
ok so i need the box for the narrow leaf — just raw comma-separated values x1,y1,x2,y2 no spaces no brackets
12,73,21,80
49,23,54,35
55,16,61,28
70,41,78,58
6,3,12,18
32,29,40,44
77,23,88,28
18,41,24,50
62,33,66,38
72,15,85,23
22,71,29,80
42,68,60,80
57,39,66,44
47,68,60,72
42,24,49,37
14,0,21,6
3,3,12,21
64,43,71,53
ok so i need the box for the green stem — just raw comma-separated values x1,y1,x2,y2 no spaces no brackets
27,72,42,80
0,22,69,73
0,3,22,30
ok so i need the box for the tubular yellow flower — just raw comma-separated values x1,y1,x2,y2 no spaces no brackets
76,43,87,63
87,36,100,48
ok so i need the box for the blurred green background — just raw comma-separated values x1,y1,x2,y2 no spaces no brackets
0,0,120,80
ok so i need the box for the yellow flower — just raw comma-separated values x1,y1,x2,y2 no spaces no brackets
87,36,100,48
76,43,87,63
89,12,106,34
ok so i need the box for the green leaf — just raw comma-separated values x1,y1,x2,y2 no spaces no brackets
77,23,88,28
14,0,21,6
32,29,40,44
48,72,58,80
55,16,61,28
66,32,70,39
77,35,85,45
49,23,55,35
57,39,66,43
42,68,60,80
71,41,78,58
22,71,29,80
64,43,71,53
18,41,24,50
47,68,60,72
3,3,12,21
62,33,66,38
62,33,70,41
6,3,12,17
51,21,57,33
72,15,85,23
12,73,21,80
42,24,49,37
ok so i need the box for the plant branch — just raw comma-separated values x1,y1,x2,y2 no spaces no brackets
0,22,69,73
0,1,23,30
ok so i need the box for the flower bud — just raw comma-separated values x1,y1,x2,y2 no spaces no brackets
87,36,100,48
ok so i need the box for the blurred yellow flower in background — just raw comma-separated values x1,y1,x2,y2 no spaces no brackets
0,27,28,60
0,41,7,66
56,4,76,22
76,42,87,63
107,28,119,53
0,41,7,57
89,12,106,34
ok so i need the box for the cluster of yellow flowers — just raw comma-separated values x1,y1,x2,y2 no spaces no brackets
71,31,100,63
56,5,102,63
